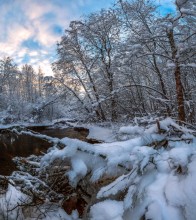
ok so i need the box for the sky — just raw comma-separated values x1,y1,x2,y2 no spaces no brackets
0,0,175,75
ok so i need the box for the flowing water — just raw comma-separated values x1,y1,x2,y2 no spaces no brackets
0,126,90,176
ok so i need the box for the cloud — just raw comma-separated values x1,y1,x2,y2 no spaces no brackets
0,0,72,75
0,0,119,75
0,0,174,76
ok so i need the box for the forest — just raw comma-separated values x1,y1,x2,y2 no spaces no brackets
0,0,196,219
0,0,195,124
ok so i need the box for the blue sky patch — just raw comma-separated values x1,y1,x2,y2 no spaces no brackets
22,38,41,50
41,12,56,22
51,25,63,35
22,54,31,63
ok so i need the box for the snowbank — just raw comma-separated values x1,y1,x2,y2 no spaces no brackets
87,125,116,142
90,200,124,220
2,118,196,219
119,125,144,135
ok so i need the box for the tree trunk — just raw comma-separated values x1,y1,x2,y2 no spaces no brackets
174,64,186,121
167,29,185,121
152,55,171,116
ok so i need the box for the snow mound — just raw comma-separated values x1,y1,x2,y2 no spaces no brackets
119,125,144,135
90,200,124,220
87,125,116,142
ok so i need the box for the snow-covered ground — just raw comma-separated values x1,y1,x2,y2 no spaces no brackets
87,125,116,142
1,118,196,219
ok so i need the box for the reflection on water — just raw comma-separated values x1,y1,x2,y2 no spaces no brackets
0,127,89,176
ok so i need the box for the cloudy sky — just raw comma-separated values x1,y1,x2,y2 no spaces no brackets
0,0,175,75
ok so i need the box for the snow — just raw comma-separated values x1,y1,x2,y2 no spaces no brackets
181,8,196,16
180,63,196,68
67,156,88,186
2,117,196,219
187,63,196,67
87,125,116,142
0,184,27,220
166,62,175,68
24,207,79,220
119,125,144,135
90,200,124,220
64,119,196,219
97,167,138,199
0,184,78,220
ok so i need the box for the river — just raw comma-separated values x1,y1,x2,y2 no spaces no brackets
0,126,90,176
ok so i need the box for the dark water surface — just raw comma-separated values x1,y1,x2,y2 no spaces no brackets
0,126,89,176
